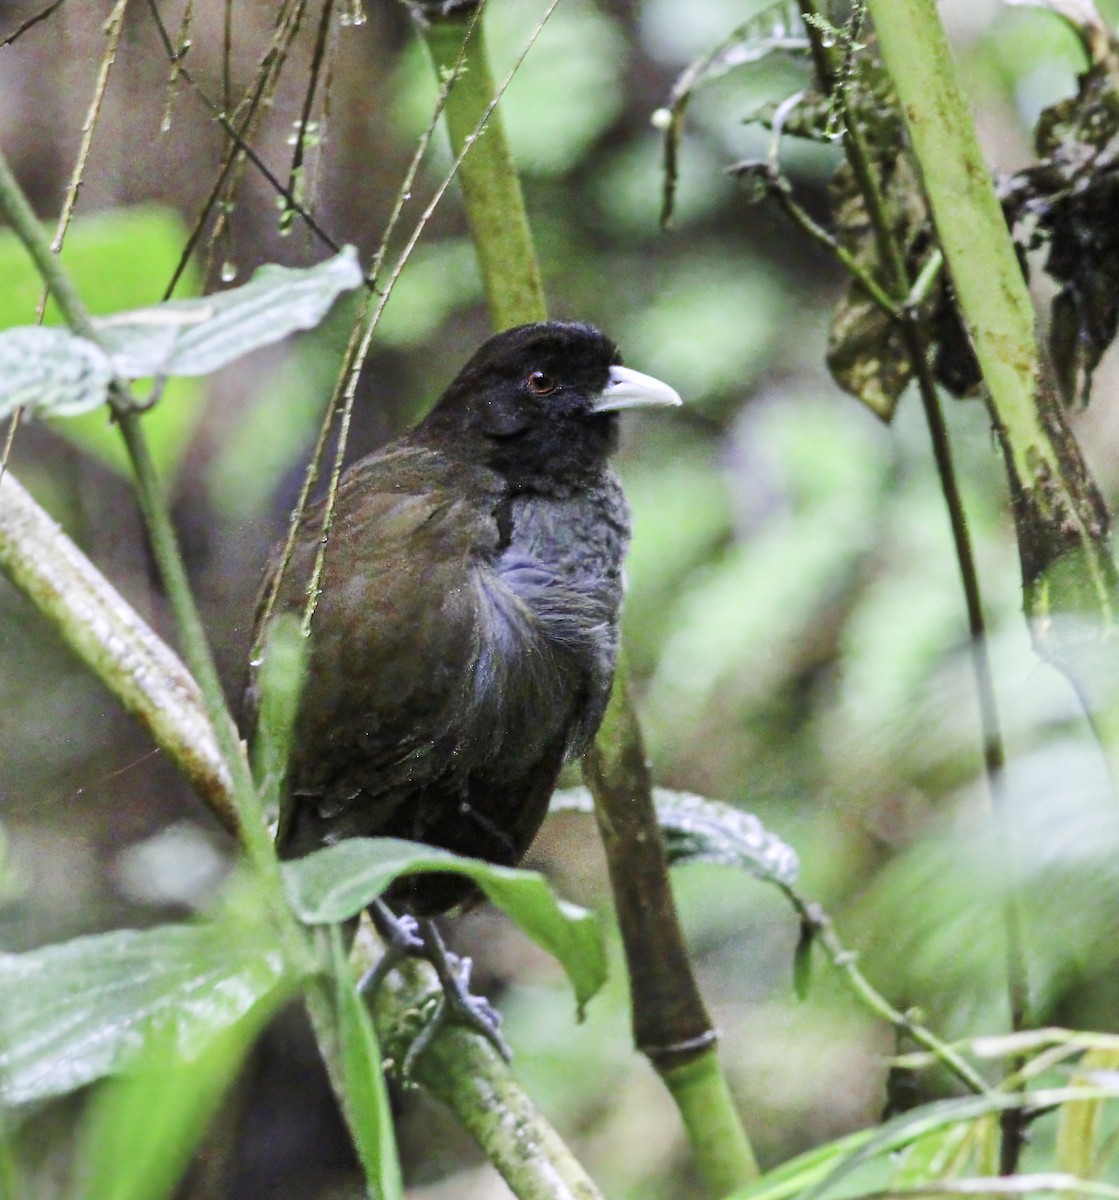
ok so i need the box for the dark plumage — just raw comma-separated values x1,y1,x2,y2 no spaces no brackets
251,320,681,915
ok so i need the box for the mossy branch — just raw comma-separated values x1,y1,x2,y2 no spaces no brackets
0,469,236,831
367,942,606,1200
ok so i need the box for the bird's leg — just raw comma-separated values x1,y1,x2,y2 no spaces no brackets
358,900,512,1070
358,898,425,996
405,917,512,1070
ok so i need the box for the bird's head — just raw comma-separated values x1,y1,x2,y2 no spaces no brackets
418,321,681,492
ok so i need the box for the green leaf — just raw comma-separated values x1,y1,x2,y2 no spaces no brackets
0,918,287,1105
0,326,113,420
759,1088,1119,1200
0,205,203,479
551,787,800,887
283,839,606,1013
250,612,310,815
74,998,278,1200
1057,1048,1119,1183
325,927,403,1200
95,247,363,380
728,1091,1119,1200
792,916,814,1000
890,1118,986,1189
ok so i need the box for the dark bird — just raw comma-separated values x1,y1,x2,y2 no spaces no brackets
250,320,680,1046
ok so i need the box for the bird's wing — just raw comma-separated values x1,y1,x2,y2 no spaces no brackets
248,444,507,848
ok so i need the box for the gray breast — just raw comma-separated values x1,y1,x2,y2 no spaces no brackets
464,478,630,763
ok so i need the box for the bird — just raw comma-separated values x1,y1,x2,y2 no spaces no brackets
249,319,681,1051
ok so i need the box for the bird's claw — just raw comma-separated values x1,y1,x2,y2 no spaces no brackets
362,904,511,1072
359,901,427,996
422,951,512,1066
369,900,425,955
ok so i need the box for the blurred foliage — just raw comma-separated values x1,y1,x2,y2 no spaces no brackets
5,0,1119,1197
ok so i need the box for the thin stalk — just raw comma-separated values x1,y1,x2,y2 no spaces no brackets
785,891,991,1096
796,3,1028,1166
145,0,344,279
0,0,67,48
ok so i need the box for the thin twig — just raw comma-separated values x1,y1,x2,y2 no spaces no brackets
145,0,347,280
784,887,992,1097
282,0,334,232
222,0,233,111
297,0,566,641
796,0,1029,1169
0,0,67,48
249,4,485,655
39,0,130,320
733,162,900,318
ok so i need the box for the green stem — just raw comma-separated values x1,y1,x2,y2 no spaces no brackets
786,891,991,1096
746,164,900,319
864,0,1119,787
420,6,547,327
664,1053,761,1194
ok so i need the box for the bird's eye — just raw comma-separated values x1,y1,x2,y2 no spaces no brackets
526,371,557,396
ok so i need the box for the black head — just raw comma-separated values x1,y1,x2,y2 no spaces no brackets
416,321,681,492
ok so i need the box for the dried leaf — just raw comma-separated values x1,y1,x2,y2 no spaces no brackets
1002,14,1119,405
826,154,932,420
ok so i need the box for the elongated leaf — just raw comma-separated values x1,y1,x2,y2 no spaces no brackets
75,997,278,1200
0,326,112,420
729,1089,1119,1200
890,1121,974,1188
0,205,206,479
283,838,606,1012
96,247,363,379
326,927,403,1200
0,919,286,1105
1058,1048,1119,1185
250,612,309,815
551,787,800,886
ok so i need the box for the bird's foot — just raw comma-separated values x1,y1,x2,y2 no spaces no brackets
410,919,512,1069
358,901,425,996
360,901,511,1071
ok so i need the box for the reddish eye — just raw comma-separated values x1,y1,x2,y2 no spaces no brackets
526,371,557,396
